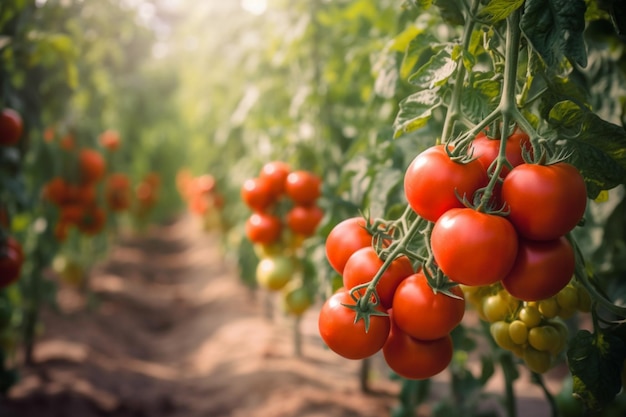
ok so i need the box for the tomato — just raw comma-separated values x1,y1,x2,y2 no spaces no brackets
392,272,465,340
523,346,552,373
106,173,132,211
325,217,373,274
383,313,453,380
482,292,519,323
256,255,294,290
245,212,282,244
342,247,414,309
490,321,522,354
0,239,22,288
286,204,324,237
469,127,531,178
0,108,23,146
282,283,312,315
519,305,542,327
537,298,559,319
431,208,518,286
502,237,575,302
404,145,488,222
241,177,275,212
318,290,390,360
98,129,121,150
556,285,578,310
508,320,528,345
285,170,321,205
53,255,85,288
77,205,107,235
79,148,106,184
501,162,587,240
259,161,290,197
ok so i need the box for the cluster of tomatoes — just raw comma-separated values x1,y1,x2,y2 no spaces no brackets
319,217,464,379
0,108,25,289
176,170,225,230
463,281,591,373
319,127,589,378
241,162,323,315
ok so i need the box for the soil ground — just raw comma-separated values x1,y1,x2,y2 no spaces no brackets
0,215,561,417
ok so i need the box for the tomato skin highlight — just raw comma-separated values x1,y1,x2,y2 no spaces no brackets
431,208,518,286
342,247,414,309
391,272,465,341
404,145,488,222
318,290,390,360
502,236,575,302
325,217,372,275
501,162,587,240
383,313,453,380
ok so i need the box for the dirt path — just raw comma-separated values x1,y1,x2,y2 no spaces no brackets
0,216,401,417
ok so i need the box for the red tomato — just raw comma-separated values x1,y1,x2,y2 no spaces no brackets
79,148,106,184
383,312,453,380
501,162,587,240
404,145,488,222
431,208,518,286
502,236,575,301
325,217,373,275
241,177,276,212
259,161,290,197
286,204,324,237
0,238,23,288
285,170,321,205
318,290,390,360
342,247,414,309
245,212,282,244
392,272,465,340
0,108,23,146
469,127,531,178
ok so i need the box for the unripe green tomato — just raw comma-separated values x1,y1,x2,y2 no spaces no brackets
523,346,552,373
547,319,569,355
528,325,560,352
282,284,312,316
538,298,560,319
519,305,542,327
508,320,528,345
556,285,579,310
256,255,294,291
483,294,511,323
490,321,517,351
253,242,285,259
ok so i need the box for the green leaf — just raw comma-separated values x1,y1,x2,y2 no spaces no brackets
367,167,403,219
400,32,438,81
408,44,458,89
547,100,626,198
479,0,525,22
432,0,465,25
567,329,626,413
393,89,442,138
520,0,588,68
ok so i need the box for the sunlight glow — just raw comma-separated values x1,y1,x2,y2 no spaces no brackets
240,0,267,15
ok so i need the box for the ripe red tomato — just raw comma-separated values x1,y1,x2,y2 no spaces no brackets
245,212,282,244
285,170,321,205
0,108,23,146
502,236,575,301
259,161,291,197
501,162,587,240
342,247,414,309
318,290,390,360
79,148,106,184
392,272,465,340
431,208,518,286
0,238,23,288
241,177,276,212
325,217,373,275
404,145,488,222
286,204,324,237
383,312,453,380
469,127,531,178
